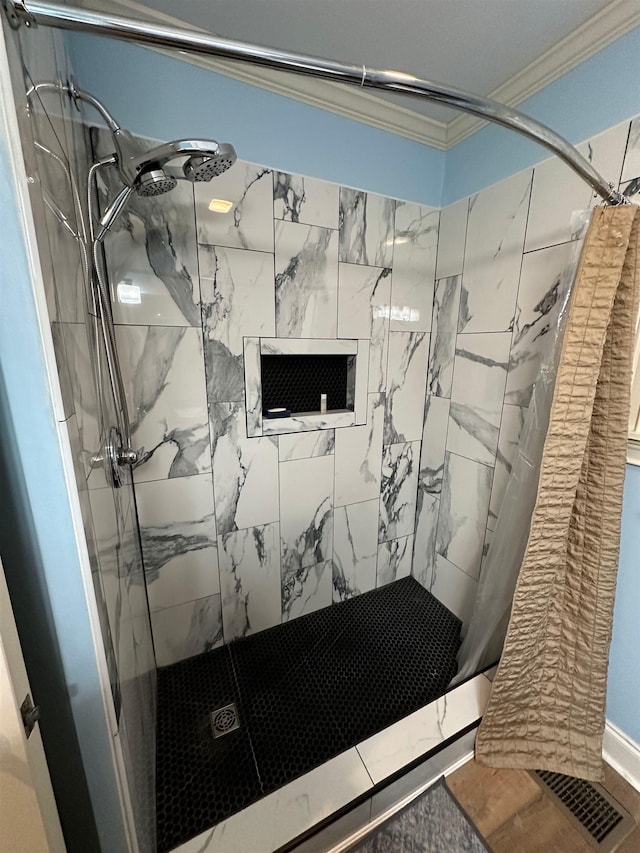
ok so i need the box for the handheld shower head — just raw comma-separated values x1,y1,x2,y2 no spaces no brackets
136,169,178,197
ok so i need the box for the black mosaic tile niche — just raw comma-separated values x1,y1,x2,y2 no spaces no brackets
261,353,352,414
156,577,462,852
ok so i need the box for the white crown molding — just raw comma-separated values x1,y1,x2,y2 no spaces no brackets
446,0,640,147
603,720,640,792
102,0,639,152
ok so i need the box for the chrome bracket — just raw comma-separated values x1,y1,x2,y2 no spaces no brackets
2,1,36,29
91,427,139,489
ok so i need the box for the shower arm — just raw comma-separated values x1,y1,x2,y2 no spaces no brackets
4,0,627,206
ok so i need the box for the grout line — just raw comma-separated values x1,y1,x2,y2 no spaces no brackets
355,746,377,788
228,646,265,791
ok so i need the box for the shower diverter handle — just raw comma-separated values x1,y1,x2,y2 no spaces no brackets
91,427,140,489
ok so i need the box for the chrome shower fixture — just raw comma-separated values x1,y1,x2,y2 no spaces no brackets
63,80,237,199
24,78,237,485
112,131,238,197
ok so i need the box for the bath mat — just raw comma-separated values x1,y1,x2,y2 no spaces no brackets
351,778,489,852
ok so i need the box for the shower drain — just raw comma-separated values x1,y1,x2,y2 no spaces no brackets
532,769,635,851
210,703,240,738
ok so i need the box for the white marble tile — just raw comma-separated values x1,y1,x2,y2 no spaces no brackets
172,748,372,853
273,170,339,229
431,554,479,628
88,487,121,672
377,535,414,587
261,337,356,356
436,452,492,579
384,332,430,443
356,675,491,784
412,492,439,590
379,442,420,542
334,393,385,506
525,121,630,252
243,337,262,436
339,188,395,268
436,198,469,279
33,113,90,326
367,729,478,827
51,321,101,477
119,537,148,644
104,180,200,327
282,560,333,622
487,404,526,531
195,160,274,252
332,499,379,601
482,526,494,570
354,339,369,423
279,455,334,573
274,220,339,338
621,117,640,183
460,170,532,333
505,241,577,407
200,245,275,403
115,325,211,482
337,263,392,392
41,201,88,325
390,203,438,332
135,473,219,612
263,410,355,435
218,522,281,642
210,402,279,535
447,332,511,466
279,429,335,461
525,159,591,254
427,275,462,398
420,395,450,495
151,595,223,667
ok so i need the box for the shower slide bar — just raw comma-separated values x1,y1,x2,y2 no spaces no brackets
3,0,628,206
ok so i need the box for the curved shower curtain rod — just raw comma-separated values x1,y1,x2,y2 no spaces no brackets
3,0,627,205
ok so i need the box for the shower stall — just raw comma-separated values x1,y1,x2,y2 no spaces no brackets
1,2,637,852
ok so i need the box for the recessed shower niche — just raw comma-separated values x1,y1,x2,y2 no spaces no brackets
243,337,369,436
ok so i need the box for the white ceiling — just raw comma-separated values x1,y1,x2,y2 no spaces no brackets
85,0,639,145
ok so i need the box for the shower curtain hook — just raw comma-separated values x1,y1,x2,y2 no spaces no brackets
360,64,366,87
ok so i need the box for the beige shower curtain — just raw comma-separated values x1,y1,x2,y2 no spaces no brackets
476,204,639,782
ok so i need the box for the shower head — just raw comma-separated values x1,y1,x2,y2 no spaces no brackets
113,132,237,195
183,146,237,182
62,83,237,238
136,169,178,197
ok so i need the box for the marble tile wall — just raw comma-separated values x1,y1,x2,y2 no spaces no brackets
412,115,640,631
96,110,640,664
102,144,438,662
13,27,156,853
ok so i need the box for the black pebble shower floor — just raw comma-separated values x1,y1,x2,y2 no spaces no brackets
156,577,462,852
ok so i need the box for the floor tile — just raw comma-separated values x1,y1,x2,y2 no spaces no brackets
156,650,262,852
158,577,462,849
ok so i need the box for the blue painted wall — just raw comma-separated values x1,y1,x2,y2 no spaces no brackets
443,26,640,204
607,465,640,743
66,33,445,206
